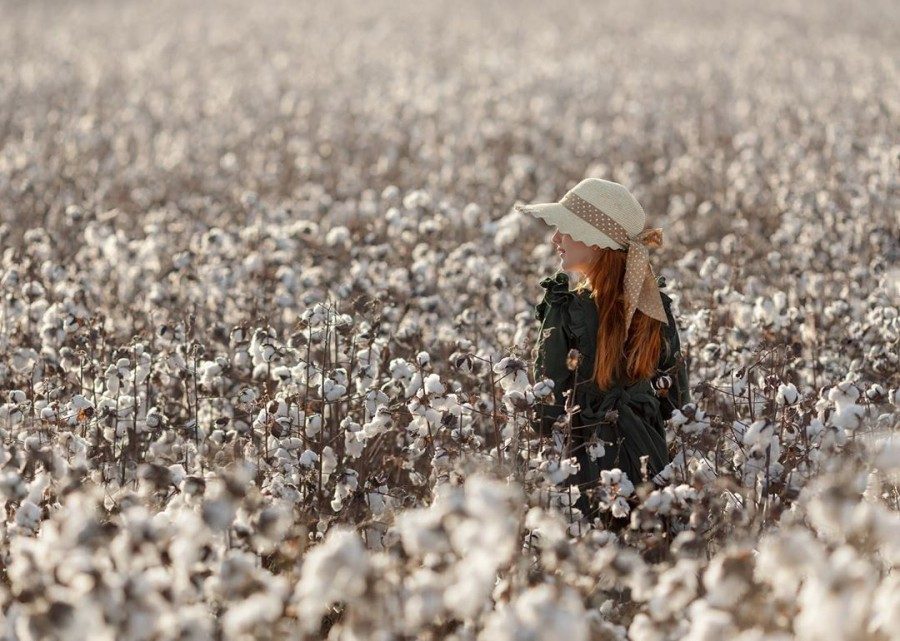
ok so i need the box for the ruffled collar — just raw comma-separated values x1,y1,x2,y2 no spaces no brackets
535,272,671,322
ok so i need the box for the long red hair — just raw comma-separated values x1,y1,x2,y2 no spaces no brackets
575,249,663,390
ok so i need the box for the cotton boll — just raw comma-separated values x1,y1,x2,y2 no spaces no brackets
629,613,666,641
795,545,877,641
805,418,825,441
305,414,322,438
702,547,754,609
685,600,737,641
502,390,534,413
363,407,393,436
865,383,885,401
298,449,318,467
394,504,451,558
493,210,524,248
444,557,497,620
461,203,482,227
742,420,775,456
404,371,424,399
363,389,388,417
533,379,554,399
201,496,236,532
402,189,431,210
1,402,26,426
157,605,214,641
646,558,700,622
776,383,799,405
423,373,444,396
873,441,900,473
292,529,369,633
754,530,824,601
492,356,530,393
479,585,588,641
167,464,187,487
828,380,860,406
599,469,635,497
524,507,568,550
828,382,866,431
390,358,414,384
869,573,900,639
540,456,580,484
889,387,900,407
145,407,163,429
14,500,42,533
1,471,28,501
321,446,337,480
403,567,448,630
343,420,366,459
322,378,347,401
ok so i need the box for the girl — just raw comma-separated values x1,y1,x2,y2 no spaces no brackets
517,178,691,520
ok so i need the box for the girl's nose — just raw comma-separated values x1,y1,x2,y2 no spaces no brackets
551,228,562,244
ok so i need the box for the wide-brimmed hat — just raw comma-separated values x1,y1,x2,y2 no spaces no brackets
516,178,669,331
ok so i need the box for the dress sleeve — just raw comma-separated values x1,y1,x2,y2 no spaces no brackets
532,273,576,434
656,283,691,422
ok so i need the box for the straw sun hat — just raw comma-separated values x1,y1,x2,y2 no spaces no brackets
515,178,669,332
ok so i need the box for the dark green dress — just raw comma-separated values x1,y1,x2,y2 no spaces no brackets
532,271,690,511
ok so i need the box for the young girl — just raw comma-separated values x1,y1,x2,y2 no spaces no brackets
517,178,691,519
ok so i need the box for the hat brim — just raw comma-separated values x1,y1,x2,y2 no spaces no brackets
516,202,623,251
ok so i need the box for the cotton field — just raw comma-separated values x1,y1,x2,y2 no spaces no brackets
1,0,899,639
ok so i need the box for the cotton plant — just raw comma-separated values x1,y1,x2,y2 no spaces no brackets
1,0,900,636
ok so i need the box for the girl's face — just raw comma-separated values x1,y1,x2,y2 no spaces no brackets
551,228,596,273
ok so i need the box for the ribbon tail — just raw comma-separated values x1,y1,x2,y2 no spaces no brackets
624,243,650,334
638,268,669,325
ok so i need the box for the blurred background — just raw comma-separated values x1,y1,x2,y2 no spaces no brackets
1,0,897,256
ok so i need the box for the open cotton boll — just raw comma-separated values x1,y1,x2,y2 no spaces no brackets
363,407,393,437
827,382,866,431
298,449,318,467
684,600,737,641
293,529,369,632
344,427,367,459
324,226,350,248
321,446,338,479
776,383,799,405
539,457,580,484
322,377,347,401
493,210,524,248
422,373,444,395
795,545,877,641
492,357,530,393
402,567,448,630
389,358,414,384
869,573,900,639
479,585,588,641
14,500,42,533
532,379,554,399
305,414,322,438
702,547,754,609
444,556,498,620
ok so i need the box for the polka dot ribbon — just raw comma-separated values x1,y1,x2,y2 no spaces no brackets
560,193,669,332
